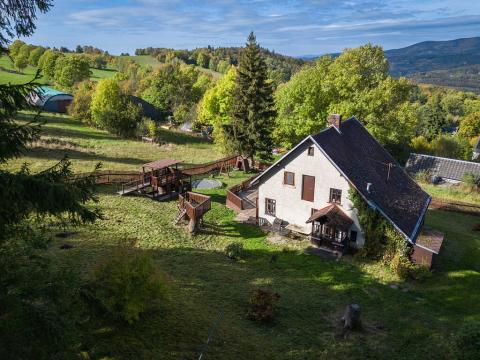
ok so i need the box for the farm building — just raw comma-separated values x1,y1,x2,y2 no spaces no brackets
27,86,73,113
405,153,480,183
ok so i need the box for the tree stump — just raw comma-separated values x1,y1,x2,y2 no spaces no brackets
341,304,361,330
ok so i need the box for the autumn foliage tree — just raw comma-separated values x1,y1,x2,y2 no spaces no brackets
275,44,417,156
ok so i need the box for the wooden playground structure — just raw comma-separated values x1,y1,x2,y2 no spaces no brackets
174,192,212,233
117,159,192,200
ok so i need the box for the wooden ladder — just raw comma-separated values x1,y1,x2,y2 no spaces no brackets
173,208,187,224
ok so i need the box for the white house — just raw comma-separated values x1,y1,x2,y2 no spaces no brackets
250,115,432,255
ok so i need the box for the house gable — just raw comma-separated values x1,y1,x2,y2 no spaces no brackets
255,137,364,244
253,116,431,244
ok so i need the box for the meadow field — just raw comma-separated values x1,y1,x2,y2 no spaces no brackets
0,55,116,85
2,112,479,359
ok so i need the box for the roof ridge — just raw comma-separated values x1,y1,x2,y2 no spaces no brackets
411,153,480,166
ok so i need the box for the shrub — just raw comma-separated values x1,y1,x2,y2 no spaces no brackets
68,80,95,125
407,264,432,282
390,253,431,281
390,253,412,280
454,321,480,360
461,172,480,192
225,242,245,260
472,223,480,231
88,248,166,324
414,170,431,184
247,288,280,323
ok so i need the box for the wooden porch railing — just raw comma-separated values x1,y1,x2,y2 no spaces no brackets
226,173,260,211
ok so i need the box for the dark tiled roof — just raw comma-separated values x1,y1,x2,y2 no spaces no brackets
306,204,353,231
405,153,480,181
142,159,181,169
311,117,430,242
415,229,444,254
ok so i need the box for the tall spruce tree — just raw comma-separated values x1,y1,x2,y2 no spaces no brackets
225,32,275,170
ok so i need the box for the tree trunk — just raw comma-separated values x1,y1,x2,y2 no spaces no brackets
242,157,251,173
341,304,361,330
188,218,196,233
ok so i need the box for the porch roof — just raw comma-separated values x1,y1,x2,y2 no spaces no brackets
415,229,444,254
306,204,353,230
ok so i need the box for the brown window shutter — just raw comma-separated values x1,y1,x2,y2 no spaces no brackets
302,175,315,202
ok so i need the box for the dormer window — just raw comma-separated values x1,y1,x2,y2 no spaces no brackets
308,146,314,156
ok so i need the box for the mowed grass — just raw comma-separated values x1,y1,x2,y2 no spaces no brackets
44,182,479,359
2,112,221,173
3,116,479,358
125,54,223,78
421,181,480,205
0,55,48,84
0,55,116,85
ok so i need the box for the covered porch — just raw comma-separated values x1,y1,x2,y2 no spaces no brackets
306,204,354,255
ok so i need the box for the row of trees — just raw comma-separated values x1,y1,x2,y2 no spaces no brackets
135,45,305,83
197,43,480,162
8,40,111,76
68,58,214,137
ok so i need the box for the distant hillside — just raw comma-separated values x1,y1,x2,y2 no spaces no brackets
386,37,480,76
408,64,480,94
135,46,306,83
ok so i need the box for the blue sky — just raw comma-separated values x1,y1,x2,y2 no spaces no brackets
23,0,480,56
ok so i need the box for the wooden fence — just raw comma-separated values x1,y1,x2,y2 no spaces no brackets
226,173,260,212
182,155,238,176
69,170,142,184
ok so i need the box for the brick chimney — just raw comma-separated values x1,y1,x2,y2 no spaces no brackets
327,114,342,130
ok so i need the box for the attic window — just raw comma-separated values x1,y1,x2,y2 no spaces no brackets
308,146,314,156
284,171,295,186
329,188,342,204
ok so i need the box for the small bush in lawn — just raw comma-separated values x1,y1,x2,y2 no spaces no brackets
390,253,431,281
225,242,245,260
247,289,280,324
407,264,432,282
390,253,412,280
454,321,480,360
87,248,166,324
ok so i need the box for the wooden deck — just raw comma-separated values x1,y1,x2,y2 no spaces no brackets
117,180,150,195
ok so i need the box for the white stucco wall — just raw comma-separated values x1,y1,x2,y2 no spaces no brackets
257,140,365,248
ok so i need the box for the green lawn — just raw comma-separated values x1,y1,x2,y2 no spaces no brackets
0,55,48,84
3,114,479,359
0,55,116,85
125,54,223,78
2,112,220,173
421,182,480,205
120,55,164,68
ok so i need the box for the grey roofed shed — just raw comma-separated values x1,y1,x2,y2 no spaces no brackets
405,153,480,181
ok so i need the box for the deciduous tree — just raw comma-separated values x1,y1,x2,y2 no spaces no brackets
91,78,142,138
198,66,236,152
274,44,417,155
54,54,91,89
